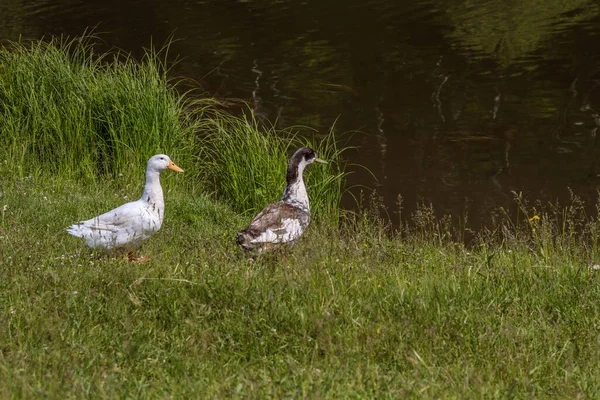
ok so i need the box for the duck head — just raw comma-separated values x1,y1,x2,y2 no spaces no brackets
148,154,184,173
286,147,327,184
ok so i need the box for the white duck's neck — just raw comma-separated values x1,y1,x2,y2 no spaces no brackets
282,162,309,212
141,168,165,209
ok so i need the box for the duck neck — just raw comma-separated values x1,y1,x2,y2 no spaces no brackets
282,163,309,212
141,169,164,208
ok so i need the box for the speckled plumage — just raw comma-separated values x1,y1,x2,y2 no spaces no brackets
237,147,326,252
236,201,310,251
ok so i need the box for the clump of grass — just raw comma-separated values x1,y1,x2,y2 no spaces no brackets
0,35,349,222
197,105,349,221
483,190,600,262
0,35,196,179
196,104,291,213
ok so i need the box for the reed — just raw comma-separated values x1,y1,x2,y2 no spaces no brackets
0,35,348,220
196,105,349,221
0,35,196,179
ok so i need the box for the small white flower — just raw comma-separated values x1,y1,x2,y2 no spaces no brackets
591,264,600,271
2,205,7,212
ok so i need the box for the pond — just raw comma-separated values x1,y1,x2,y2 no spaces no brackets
2,0,600,229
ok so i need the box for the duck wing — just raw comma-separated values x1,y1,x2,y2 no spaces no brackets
237,201,310,249
67,200,159,250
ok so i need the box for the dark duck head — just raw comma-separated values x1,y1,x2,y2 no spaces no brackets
282,147,327,213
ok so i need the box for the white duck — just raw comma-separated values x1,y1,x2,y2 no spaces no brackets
236,147,327,252
67,154,183,261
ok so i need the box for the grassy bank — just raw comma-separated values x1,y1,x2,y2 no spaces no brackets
2,174,600,398
0,36,345,219
2,36,600,398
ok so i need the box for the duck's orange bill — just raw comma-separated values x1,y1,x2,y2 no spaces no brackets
168,161,184,172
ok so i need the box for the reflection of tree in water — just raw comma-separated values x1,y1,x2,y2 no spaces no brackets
445,0,599,65
0,0,31,38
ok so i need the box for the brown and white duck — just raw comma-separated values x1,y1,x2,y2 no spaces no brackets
236,147,327,252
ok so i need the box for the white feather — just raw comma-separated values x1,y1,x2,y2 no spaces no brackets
249,218,303,244
67,199,163,251
67,154,182,253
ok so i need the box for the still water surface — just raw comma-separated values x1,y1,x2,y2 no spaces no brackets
3,0,600,228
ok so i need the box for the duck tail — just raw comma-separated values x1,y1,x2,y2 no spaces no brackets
66,223,87,238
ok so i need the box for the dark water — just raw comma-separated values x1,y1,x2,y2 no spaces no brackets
3,0,600,228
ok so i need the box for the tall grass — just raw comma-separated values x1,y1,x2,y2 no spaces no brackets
0,35,196,179
195,104,291,212
0,35,348,219
196,105,349,221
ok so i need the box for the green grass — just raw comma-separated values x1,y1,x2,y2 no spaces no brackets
2,173,600,398
196,104,348,221
0,35,347,219
0,35,197,179
2,35,600,398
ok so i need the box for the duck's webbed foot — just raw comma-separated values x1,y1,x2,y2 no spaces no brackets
127,251,150,263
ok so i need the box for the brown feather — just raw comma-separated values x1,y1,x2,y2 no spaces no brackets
236,202,310,251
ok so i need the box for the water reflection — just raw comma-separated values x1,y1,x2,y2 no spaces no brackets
446,0,599,65
2,0,600,229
